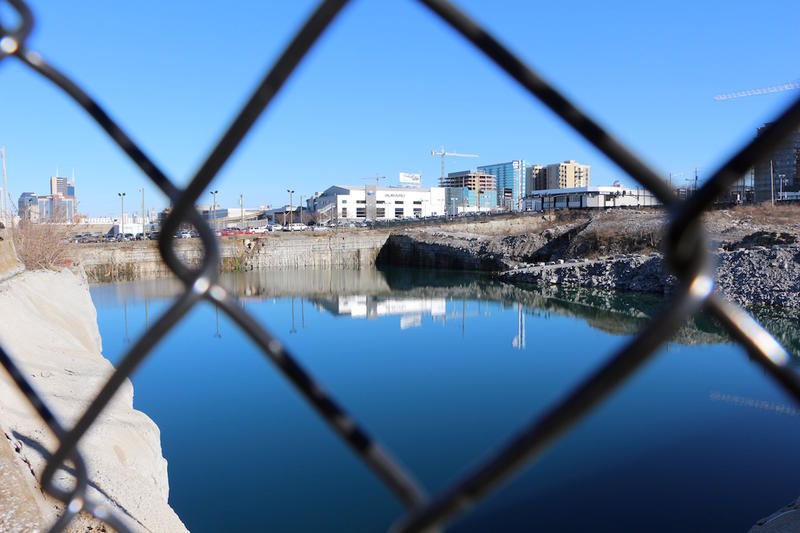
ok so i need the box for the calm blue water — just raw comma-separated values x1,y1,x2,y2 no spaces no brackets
90,269,800,532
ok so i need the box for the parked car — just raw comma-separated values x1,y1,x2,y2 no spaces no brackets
284,223,308,231
177,231,191,239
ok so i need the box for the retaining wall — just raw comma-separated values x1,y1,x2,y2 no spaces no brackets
70,231,391,282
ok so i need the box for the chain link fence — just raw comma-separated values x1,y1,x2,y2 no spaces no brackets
2,0,800,531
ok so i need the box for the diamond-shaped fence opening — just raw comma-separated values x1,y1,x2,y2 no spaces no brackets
2,0,800,531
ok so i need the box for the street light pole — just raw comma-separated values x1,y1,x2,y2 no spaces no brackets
287,189,294,226
770,160,775,206
139,187,145,234
240,193,244,229
211,190,219,232
118,192,126,238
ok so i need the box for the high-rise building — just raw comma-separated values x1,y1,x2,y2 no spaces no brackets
38,194,74,222
50,175,72,197
18,192,39,222
544,160,591,189
526,165,546,192
441,170,498,213
477,160,526,210
753,123,800,203
36,175,78,222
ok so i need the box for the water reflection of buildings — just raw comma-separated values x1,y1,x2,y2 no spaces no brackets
322,295,446,330
92,268,796,356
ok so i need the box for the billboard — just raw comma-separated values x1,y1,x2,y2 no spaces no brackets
399,172,421,185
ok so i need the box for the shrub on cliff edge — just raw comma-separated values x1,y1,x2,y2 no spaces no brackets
12,222,73,270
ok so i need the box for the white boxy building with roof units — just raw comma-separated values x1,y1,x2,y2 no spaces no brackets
307,185,446,221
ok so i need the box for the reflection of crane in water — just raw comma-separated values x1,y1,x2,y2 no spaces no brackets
123,299,129,343
434,297,479,337
289,297,297,334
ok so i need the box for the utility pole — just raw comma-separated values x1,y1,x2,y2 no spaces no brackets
211,190,219,231
300,195,303,224
1,146,7,226
118,192,126,237
240,193,244,229
770,160,774,206
287,189,294,226
140,187,145,233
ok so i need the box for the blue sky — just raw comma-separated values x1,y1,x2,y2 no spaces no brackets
1,0,798,216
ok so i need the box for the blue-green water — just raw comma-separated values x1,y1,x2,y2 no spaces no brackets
90,268,800,532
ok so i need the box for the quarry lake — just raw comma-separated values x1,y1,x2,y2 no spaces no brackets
90,268,800,532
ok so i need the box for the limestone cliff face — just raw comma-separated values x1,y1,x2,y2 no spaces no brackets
0,269,187,532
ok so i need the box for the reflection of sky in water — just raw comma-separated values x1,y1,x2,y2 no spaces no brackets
90,269,800,532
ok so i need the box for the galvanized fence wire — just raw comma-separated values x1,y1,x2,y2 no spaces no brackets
1,0,800,530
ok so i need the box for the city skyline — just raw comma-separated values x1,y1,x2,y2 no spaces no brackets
1,1,798,216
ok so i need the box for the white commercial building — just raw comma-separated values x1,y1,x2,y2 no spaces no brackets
310,185,446,221
523,185,661,211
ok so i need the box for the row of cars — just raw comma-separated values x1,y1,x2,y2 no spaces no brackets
71,231,162,243
73,221,346,243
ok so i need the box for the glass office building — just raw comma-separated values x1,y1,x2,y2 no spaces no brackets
477,160,526,210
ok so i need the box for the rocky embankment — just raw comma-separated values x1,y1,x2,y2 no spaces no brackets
379,207,800,309
0,268,187,531
499,244,800,308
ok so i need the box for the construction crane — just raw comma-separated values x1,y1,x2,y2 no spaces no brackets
713,80,800,101
361,174,387,186
431,146,478,182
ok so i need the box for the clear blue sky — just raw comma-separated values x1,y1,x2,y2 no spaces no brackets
1,0,798,217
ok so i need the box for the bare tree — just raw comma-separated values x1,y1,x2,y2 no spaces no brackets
13,204,74,270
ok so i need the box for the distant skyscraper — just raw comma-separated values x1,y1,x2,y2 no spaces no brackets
753,123,800,203
50,175,71,196
544,160,591,189
477,160,526,210
18,192,38,222
30,175,78,222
